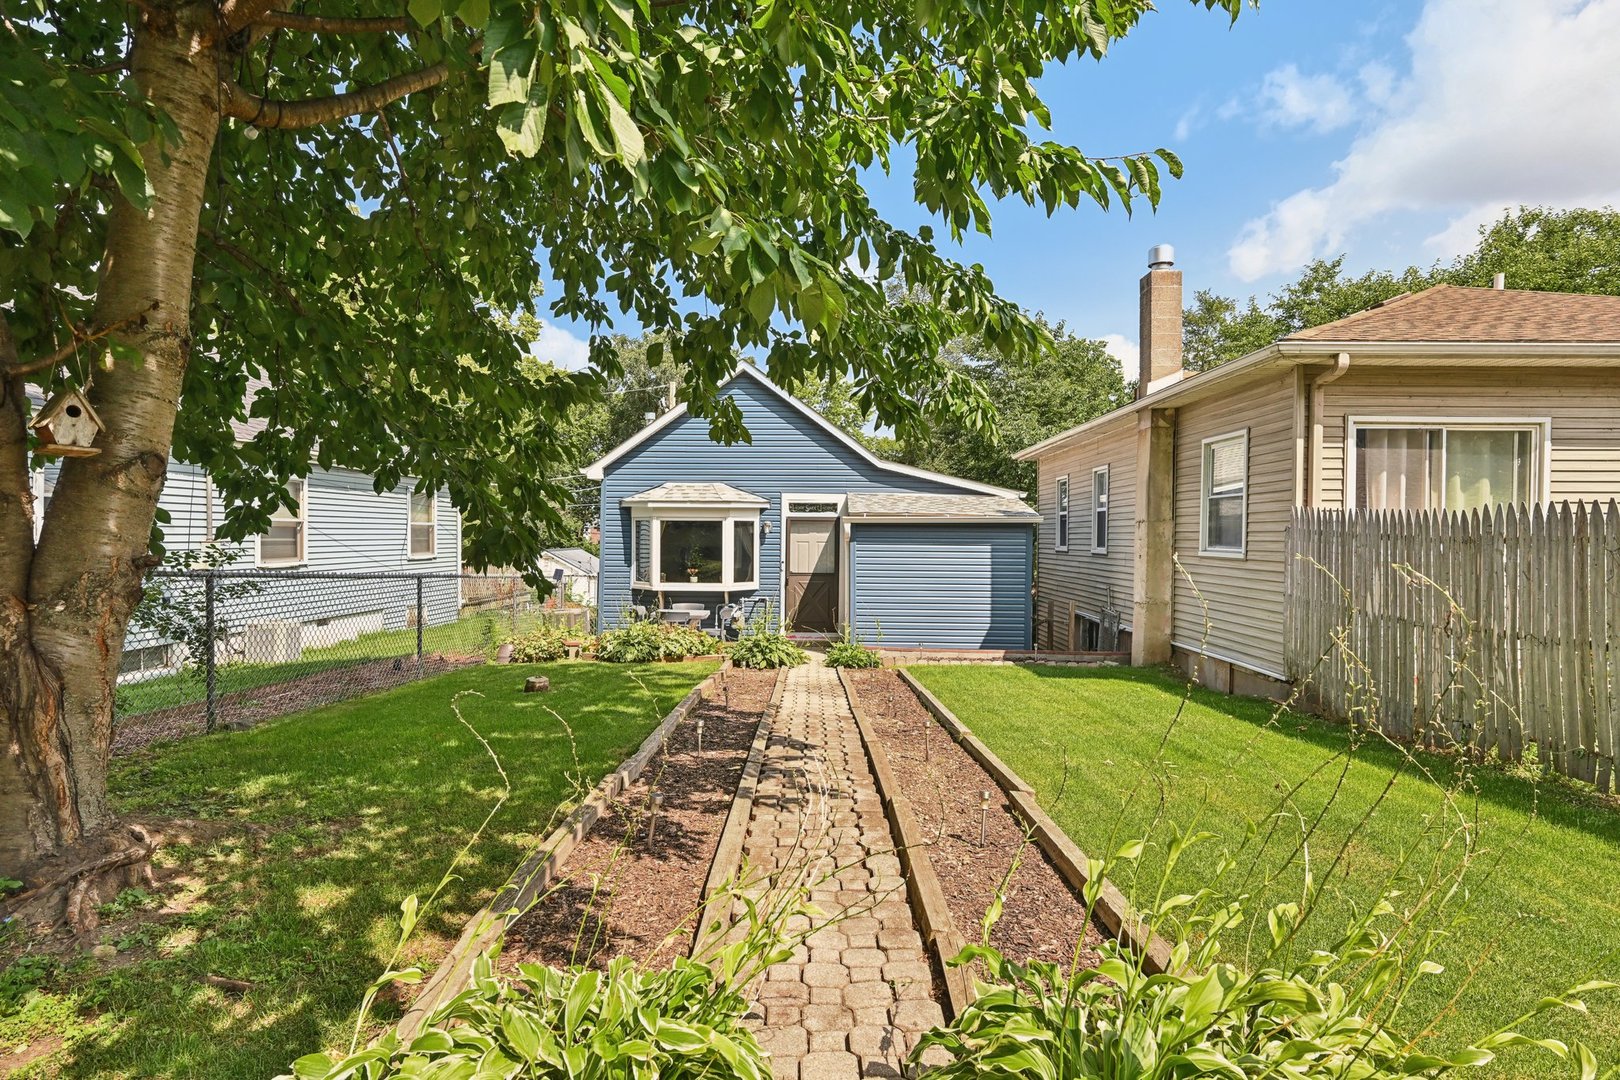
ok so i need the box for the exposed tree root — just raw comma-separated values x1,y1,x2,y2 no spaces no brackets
1,824,157,935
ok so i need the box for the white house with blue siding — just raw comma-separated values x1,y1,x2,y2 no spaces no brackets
584,366,1039,649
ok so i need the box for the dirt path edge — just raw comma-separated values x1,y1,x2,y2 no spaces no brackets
894,668,1176,977
690,668,787,955
396,662,732,1042
838,668,976,1019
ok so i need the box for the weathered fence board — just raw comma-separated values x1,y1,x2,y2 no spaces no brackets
1285,503,1620,792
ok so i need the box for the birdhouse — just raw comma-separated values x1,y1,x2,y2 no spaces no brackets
31,388,104,457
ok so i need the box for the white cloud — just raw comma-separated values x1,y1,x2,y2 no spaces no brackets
1173,103,1203,142
1229,0,1620,281
1099,333,1137,375
530,322,592,370
1256,63,1358,133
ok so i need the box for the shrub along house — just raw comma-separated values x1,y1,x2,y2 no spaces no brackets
584,365,1039,649
1017,247,1620,695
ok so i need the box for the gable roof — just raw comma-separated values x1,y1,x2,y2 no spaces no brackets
1287,284,1620,344
1017,284,1620,462
542,547,600,577
582,365,1022,498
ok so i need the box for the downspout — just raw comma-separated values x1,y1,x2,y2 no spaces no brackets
1308,352,1351,506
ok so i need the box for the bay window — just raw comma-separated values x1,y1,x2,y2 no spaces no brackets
631,511,761,590
1352,420,1543,512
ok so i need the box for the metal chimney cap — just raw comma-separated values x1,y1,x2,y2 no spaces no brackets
1492,272,1506,290
1148,244,1176,270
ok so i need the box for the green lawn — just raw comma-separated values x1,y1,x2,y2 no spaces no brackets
116,608,564,717
2,660,715,1079
910,663,1620,1076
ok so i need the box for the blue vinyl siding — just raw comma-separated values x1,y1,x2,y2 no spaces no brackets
52,460,465,653
848,523,1033,649
598,370,969,625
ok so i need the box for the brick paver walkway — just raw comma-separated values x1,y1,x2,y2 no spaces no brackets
739,657,944,1079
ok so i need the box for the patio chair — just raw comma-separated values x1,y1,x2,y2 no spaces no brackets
706,602,740,641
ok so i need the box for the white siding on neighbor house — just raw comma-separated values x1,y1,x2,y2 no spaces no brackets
1032,413,1138,650
1172,370,1299,678
1315,366,1620,508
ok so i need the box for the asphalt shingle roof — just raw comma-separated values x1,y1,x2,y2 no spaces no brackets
621,482,769,506
842,492,1040,521
1286,284,1620,344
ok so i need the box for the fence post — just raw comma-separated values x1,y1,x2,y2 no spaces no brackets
416,576,426,674
204,570,218,731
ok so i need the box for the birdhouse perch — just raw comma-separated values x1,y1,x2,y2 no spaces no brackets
31,388,105,457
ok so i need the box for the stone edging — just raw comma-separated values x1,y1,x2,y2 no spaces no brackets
837,669,975,1019
397,661,732,1041
895,669,1176,976
690,666,789,955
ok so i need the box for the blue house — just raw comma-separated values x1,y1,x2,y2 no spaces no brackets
584,366,1039,649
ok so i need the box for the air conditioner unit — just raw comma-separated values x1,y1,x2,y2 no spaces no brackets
243,621,303,664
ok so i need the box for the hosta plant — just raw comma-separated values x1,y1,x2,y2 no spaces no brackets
724,609,807,670
915,837,1613,1079
594,621,714,663
504,626,572,663
823,625,881,669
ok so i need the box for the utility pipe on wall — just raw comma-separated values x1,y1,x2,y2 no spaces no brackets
1308,352,1352,506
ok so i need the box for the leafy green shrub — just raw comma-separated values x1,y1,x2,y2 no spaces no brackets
504,626,572,662
594,621,716,663
724,609,807,670
823,625,880,669
287,951,774,1079
914,835,1612,1079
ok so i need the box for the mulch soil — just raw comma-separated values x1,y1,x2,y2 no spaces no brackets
500,668,777,972
111,654,480,755
845,669,1104,972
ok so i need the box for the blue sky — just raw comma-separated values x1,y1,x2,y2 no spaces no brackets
533,0,1620,371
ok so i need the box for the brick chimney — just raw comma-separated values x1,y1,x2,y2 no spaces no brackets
1137,244,1184,399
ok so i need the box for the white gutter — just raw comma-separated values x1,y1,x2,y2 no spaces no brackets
1307,352,1351,506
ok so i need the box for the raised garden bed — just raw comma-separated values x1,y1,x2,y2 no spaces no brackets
499,668,781,971
843,669,1104,974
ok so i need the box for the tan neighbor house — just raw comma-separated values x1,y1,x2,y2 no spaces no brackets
1016,248,1620,696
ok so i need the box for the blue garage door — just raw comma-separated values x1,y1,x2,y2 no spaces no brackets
848,523,1032,649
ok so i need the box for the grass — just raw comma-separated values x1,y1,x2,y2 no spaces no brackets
2,659,716,1079
909,662,1620,1077
115,608,570,716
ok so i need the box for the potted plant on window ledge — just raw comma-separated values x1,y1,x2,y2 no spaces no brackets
685,548,704,583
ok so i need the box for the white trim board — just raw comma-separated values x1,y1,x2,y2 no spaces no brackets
581,365,1022,498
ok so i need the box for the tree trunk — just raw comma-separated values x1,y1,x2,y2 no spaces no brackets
0,4,220,903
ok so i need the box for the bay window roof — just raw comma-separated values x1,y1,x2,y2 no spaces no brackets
622,483,768,510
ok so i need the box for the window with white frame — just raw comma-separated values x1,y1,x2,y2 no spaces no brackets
409,489,437,558
1352,421,1542,512
1055,476,1070,551
1090,465,1109,554
631,512,759,589
258,478,307,566
1201,431,1248,555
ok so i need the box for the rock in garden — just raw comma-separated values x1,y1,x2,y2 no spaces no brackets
91,944,117,960
523,676,551,693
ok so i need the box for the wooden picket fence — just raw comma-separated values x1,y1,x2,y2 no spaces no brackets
1284,503,1620,793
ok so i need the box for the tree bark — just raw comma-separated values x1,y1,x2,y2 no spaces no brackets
1,3,221,895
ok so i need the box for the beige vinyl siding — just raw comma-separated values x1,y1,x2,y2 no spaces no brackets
1172,370,1299,677
1033,413,1137,649
1316,366,1620,508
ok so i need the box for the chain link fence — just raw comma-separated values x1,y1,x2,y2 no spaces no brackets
114,569,594,749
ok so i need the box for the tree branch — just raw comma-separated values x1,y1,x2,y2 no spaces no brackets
257,11,413,33
219,64,449,130
5,308,156,378
217,0,282,36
